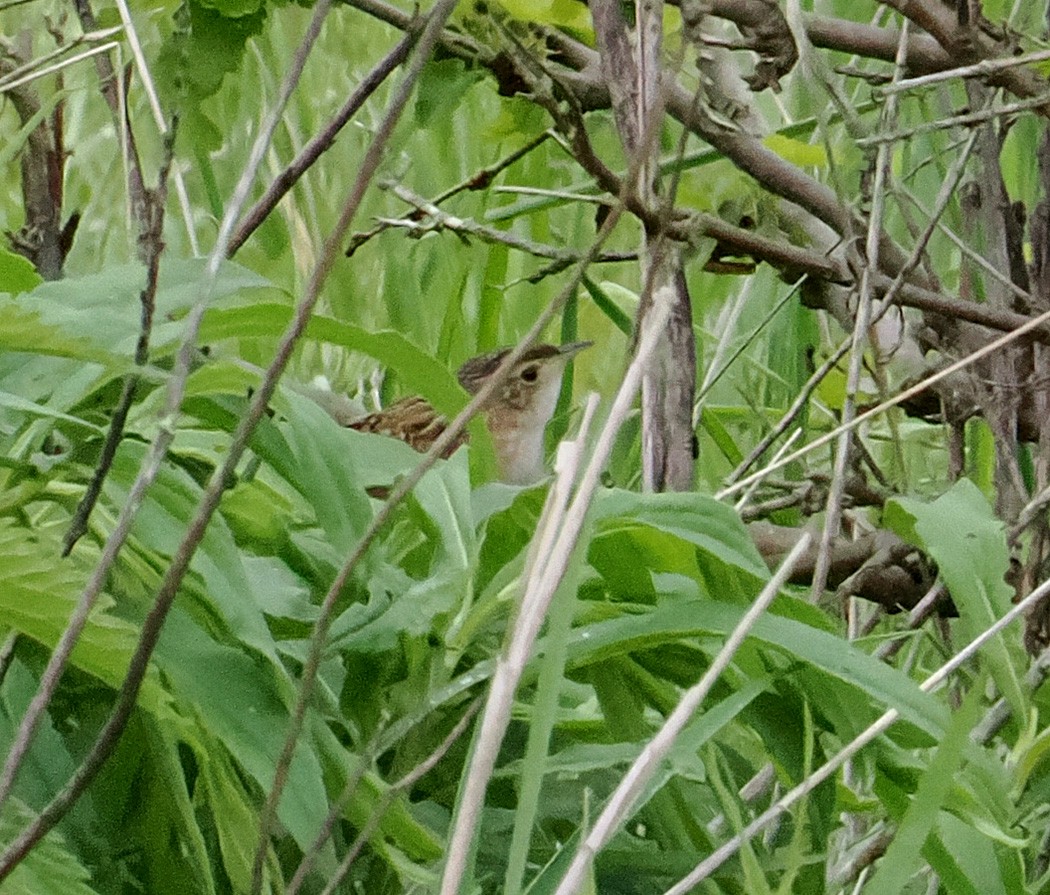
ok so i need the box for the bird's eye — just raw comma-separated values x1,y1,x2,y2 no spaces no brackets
520,365,539,383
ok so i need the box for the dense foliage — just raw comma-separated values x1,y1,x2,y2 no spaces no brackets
4,1,1050,894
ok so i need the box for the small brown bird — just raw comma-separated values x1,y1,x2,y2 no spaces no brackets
348,341,590,484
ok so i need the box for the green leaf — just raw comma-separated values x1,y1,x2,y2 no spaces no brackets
885,479,1025,722
926,810,1011,895
0,799,100,895
152,607,328,852
593,489,770,581
0,390,106,432
0,521,169,715
255,396,374,555
762,133,828,168
496,0,593,35
106,441,283,667
16,258,273,358
410,448,476,571
202,305,467,416
0,248,42,295
863,678,984,895
0,299,115,365
566,599,949,740
415,59,482,127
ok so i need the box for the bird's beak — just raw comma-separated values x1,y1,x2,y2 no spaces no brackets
558,340,593,357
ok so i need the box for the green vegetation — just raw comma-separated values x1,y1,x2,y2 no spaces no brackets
3,1,1050,893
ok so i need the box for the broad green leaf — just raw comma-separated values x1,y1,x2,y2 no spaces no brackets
496,0,593,34
202,305,467,416
885,479,1025,722
0,660,86,828
926,810,1011,895
153,607,328,852
415,59,483,127
128,720,218,895
253,396,374,556
410,448,476,571
0,390,106,432
698,407,743,467
591,490,769,598
17,258,273,357
106,441,282,666
0,248,42,295
195,734,279,894
0,299,114,365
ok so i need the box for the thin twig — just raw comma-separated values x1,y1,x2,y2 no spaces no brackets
716,301,1050,502
858,90,1050,148
344,131,555,257
316,699,482,895
878,45,1050,95
229,29,417,256
62,131,174,555
0,41,119,94
378,182,636,266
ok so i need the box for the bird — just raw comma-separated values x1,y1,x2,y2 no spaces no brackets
347,341,591,485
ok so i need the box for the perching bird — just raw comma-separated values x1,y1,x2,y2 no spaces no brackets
348,341,590,484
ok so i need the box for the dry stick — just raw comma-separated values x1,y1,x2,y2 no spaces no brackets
110,0,197,253
71,0,146,244
0,41,119,93
439,277,675,895
972,649,1050,746
662,573,1050,895
878,45,1050,95
62,134,174,556
0,25,121,89
380,183,636,266
859,90,1050,148
0,0,332,876
872,581,946,663
552,531,815,895
808,16,909,603
733,429,803,515
228,29,416,256
345,130,554,256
